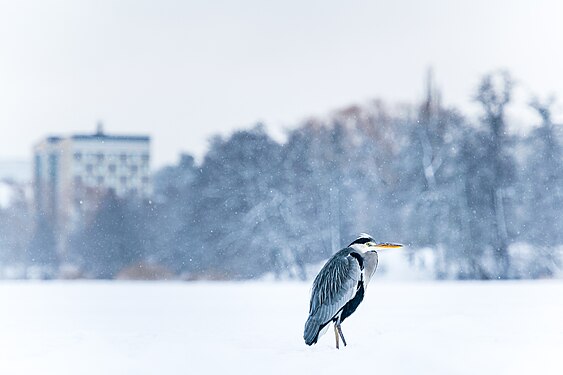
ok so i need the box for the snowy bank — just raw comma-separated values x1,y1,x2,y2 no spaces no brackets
0,280,561,375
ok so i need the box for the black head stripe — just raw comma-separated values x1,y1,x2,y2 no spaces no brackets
348,236,374,247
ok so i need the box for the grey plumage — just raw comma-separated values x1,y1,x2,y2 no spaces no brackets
304,248,362,345
304,233,400,348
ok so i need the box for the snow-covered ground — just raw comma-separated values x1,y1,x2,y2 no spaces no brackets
0,281,561,375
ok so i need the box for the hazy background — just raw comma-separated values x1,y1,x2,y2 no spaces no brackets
2,0,563,167
1,3,563,373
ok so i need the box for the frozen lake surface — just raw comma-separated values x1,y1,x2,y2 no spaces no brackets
0,280,561,375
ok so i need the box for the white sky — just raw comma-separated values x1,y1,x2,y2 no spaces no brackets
1,0,562,168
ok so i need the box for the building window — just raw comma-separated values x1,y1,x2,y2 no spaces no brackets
74,152,82,161
97,153,104,162
86,164,93,174
74,175,82,185
142,176,149,184
97,176,104,184
108,164,116,173
141,153,149,163
34,154,42,179
120,176,127,185
48,153,58,180
120,153,127,163
130,165,138,174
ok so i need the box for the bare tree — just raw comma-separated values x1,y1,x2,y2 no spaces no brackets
474,71,514,278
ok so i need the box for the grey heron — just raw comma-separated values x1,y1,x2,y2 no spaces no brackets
303,233,402,348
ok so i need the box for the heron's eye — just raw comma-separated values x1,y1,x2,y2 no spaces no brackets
366,241,375,247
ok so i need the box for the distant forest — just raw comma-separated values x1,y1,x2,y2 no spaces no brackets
1,71,562,280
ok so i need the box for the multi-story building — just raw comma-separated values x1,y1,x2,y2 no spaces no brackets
33,125,151,243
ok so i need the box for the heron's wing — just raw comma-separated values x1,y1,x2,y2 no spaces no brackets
308,250,362,325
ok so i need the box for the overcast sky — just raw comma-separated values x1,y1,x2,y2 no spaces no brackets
1,0,562,168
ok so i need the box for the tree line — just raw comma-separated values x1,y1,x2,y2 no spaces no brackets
2,71,561,279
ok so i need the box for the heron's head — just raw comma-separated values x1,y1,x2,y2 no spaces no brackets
348,233,403,253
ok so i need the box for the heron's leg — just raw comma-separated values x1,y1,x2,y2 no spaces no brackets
334,323,340,349
336,324,347,347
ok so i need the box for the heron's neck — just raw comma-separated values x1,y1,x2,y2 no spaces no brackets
362,251,378,286
349,244,369,253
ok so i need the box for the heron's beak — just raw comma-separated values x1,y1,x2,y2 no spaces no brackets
374,243,403,251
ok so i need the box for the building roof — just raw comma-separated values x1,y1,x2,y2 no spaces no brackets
71,134,150,142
